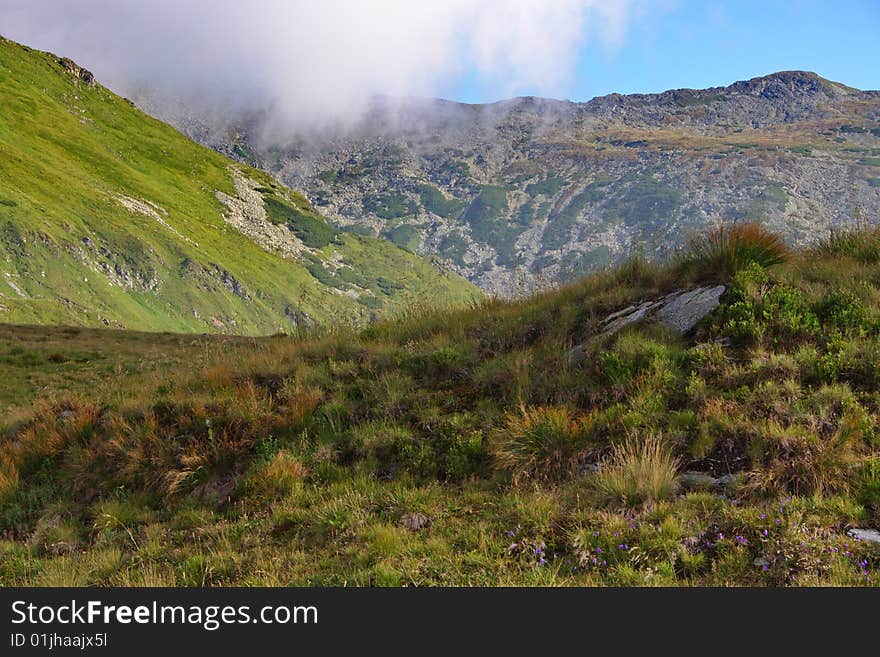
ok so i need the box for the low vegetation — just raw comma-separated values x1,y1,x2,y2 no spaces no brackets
1,223,879,586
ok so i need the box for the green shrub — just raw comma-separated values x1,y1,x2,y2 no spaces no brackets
364,193,417,219
264,197,338,248
417,184,465,218
599,328,685,389
384,224,421,252
392,417,487,480
717,263,818,346
814,288,869,331
525,175,565,197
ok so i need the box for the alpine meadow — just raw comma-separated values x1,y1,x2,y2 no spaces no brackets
2,1,880,591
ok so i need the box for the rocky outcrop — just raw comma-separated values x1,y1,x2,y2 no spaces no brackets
570,285,725,364
601,285,725,337
847,528,880,544
58,57,95,86
215,169,307,260
114,194,196,245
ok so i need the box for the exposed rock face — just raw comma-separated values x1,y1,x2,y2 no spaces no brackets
215,169,307,261
136,71,880,297
655,286,727,333
114,194,196,245
847,528,880,544
570,285,725,364
601,285,725,337
58,57,95,86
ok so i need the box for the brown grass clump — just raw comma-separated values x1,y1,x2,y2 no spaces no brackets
492,405,591,479
679,222,789,280
592,435,680,507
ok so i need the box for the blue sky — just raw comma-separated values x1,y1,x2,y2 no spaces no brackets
450,0,880,103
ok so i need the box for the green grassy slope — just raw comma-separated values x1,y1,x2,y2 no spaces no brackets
0,37,479,334
1,224,879,586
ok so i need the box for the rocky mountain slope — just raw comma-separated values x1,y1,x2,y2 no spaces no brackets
0,36,478,334
141,71,880,296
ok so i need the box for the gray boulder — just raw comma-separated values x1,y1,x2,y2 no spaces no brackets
600,285,725,338
656,286,727,333
570,285,726,364
847,528,880,544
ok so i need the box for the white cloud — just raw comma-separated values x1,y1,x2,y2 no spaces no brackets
1,0,653,129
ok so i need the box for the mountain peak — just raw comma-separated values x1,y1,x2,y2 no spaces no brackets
728,70,855,97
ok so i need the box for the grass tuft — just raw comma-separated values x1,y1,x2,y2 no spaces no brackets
678,222,789,280
492,405,590,479
592,436,679,507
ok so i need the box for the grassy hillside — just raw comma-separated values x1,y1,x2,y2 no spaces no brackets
0,36,479,334
1,224,879,586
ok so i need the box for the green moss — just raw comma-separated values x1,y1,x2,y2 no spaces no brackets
364,193,417,220
384,224,421,252
417,184,465,218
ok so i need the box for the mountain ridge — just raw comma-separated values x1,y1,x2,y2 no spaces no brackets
136,71,880,296
135,68,880,296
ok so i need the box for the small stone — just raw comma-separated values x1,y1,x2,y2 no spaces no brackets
569,343,588,366
713,474,735,488
847,528,880,544
192,472,236,507
679,471,717,491
579,462,600,476
400,512,431,531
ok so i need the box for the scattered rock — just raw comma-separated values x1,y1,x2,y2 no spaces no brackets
192,472,237,507
400,512,431,531
569,343,588,366
579,462,600,476
681,536,701,553
847,528,880,544
285,305,314,328
215,169,308,260
114,194,197,246
678,470,736,492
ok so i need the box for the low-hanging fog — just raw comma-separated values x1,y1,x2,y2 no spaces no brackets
0,0,662,134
